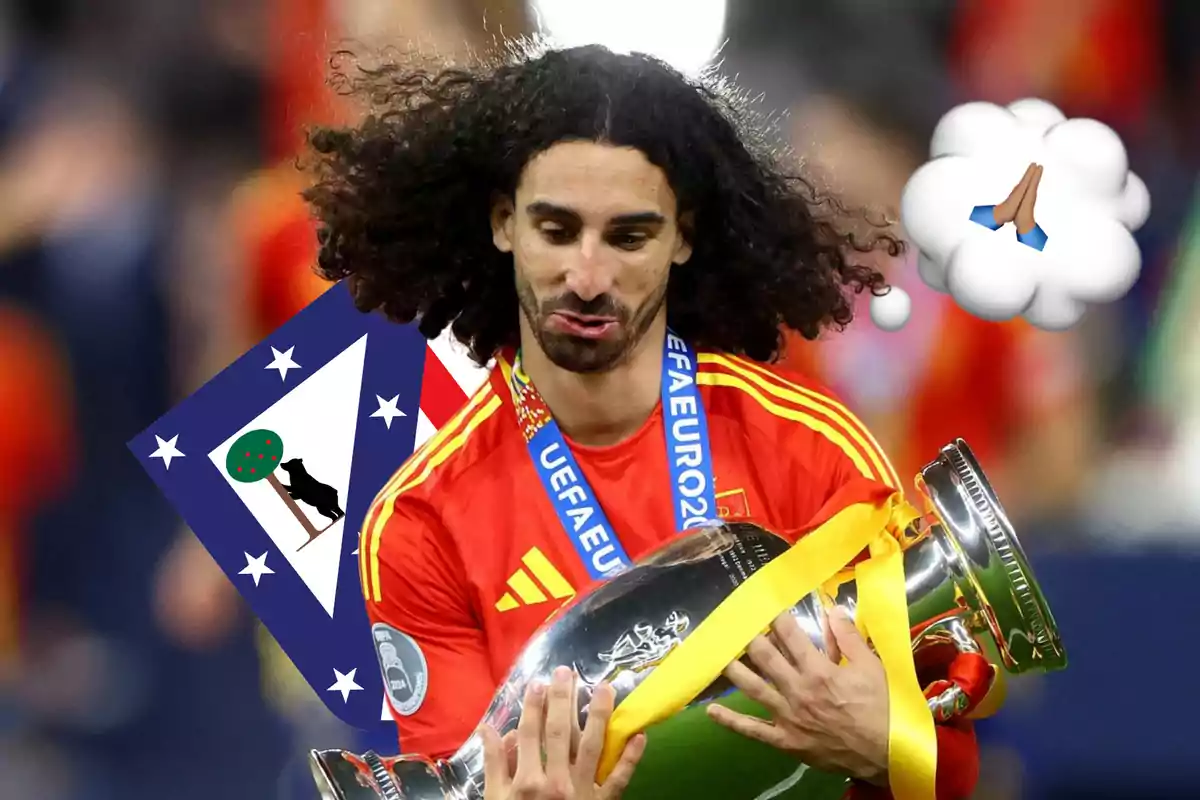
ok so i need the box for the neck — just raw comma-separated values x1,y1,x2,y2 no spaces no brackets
518,315,667,447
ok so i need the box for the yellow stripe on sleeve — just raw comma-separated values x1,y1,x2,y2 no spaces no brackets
359,386,495,601
367,394,503,603
699,353,902,490
358,528,370,601
696,371,877,481
371,386,496,508
392,395,502,497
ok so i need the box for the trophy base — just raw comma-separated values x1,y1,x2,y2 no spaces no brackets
310,748,459,800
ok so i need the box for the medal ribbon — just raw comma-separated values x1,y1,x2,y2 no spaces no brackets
499,330,718,581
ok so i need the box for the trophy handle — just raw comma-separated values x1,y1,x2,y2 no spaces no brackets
912,614,996,723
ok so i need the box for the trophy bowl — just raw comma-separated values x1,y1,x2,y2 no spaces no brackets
310,439,1066,800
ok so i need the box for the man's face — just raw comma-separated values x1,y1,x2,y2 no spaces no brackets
492,141,692,373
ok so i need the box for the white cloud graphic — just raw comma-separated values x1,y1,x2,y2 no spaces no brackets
899,98,1150,330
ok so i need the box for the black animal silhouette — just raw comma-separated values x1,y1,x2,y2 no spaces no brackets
279,458,344,522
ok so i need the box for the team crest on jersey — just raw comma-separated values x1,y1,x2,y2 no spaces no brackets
716,487,752,519
128,280,485,733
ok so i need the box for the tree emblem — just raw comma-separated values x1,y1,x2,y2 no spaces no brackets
226,429,343,550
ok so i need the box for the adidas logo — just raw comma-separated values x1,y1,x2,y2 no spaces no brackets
495,547,575,612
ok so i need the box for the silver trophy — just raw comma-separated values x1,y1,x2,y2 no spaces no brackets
310,439,1067,800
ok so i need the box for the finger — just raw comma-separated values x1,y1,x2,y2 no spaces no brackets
574,681,616,785
598,733,647,799
827,606,873,662
1014,162,1036,195
480,724,512,795
770,611,827,675
570,670,583,759
514,681,546,782
767,628,795,667
724,658,789,716
745,633,802,693
543,666,576,787
999,163,1034,207
820,609,842,664
1015,165,1039,211
1027,165,1043,205
502,730,520,776
998,163,1036,209
706,703,792,750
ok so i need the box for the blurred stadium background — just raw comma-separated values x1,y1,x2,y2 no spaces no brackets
1,0,1198,797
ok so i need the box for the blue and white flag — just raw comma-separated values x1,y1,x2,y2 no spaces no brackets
128,280,487,731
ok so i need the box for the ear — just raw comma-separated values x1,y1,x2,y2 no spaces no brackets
672,211,695,265
491,194,515,253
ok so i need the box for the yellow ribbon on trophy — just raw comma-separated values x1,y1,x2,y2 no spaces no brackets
599,491,938,800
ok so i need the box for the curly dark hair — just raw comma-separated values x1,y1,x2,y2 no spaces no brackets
303,42,898,365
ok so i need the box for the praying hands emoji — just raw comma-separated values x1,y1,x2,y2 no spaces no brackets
969,162,1048,251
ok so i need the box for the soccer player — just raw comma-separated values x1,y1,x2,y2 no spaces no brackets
304,43,980,799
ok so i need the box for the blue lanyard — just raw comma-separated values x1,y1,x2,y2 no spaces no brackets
508,331,718,580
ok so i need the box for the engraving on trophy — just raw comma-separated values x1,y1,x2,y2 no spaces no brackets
642,526,736,566
589,610,691,683
717,534,778,588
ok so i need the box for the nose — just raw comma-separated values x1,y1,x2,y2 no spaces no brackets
563,229,616,301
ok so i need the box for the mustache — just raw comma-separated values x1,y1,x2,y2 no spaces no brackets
541,293,627,319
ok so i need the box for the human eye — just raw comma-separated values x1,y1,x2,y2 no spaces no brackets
608,230,649,251
539,223,575,245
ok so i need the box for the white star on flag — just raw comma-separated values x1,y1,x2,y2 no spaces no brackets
149,434,185,469
370,394,406,429
265,346,301,381
239,551,275,586
328,668,364,702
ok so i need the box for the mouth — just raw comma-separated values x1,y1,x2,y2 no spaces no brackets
546,311,619,340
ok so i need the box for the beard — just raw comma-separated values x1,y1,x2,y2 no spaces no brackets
515,276,668,374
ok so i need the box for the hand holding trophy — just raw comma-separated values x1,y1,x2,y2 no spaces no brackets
310,439,1067,800
705,607,891,786
479,670,646,800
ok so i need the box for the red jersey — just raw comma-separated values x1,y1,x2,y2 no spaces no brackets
0,305,77,662
360,350,978,798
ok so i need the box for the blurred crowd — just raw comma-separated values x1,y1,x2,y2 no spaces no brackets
0,1,1197,798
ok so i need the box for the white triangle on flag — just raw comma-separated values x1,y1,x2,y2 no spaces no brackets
209,334,368,617
413,408,437,451
429,327,490,396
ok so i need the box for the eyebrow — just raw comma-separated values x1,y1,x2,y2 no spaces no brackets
525,201,665,227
